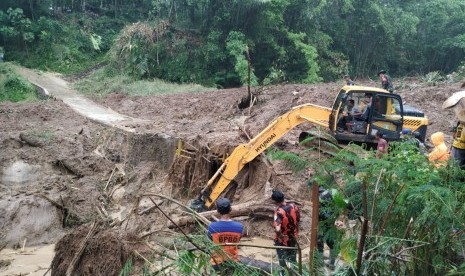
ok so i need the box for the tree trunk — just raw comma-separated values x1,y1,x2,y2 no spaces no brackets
168,201,273,228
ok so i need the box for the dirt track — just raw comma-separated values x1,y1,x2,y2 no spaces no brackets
0,66,463,275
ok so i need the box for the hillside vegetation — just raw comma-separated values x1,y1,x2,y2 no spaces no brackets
1,0,465,88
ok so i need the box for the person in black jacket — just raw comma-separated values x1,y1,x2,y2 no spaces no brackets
343,75,355,86
318,186,337,269
377,70,394,93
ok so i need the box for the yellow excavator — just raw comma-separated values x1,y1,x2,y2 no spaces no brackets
191,85,428,210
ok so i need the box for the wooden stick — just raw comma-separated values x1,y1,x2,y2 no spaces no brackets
36,193,83,225
134,250,155,266
149,198,211,258
42,266,51,276
138,201,165,215
66,221,97,276
370,168,384,237
142,193,210,226
21,239,27,252
356,179,369,275
309,181,319,275
377,184,405,236
104,166,117,191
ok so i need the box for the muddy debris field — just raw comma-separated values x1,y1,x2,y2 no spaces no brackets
0,75,462,274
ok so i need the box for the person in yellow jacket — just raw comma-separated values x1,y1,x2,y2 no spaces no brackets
428,132,450,167
451,121,465,168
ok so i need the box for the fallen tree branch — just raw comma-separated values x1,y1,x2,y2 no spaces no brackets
149,198,211,258
168,201,274,228
35,193,83,227
141,193,210,227
138,199,165,215
104,166,117,191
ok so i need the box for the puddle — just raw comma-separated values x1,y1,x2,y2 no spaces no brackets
0,244,54,276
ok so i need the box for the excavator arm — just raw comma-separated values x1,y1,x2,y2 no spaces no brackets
194,104,331,210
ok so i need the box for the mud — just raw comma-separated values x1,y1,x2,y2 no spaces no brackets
50,224,131,276
1,69,463,274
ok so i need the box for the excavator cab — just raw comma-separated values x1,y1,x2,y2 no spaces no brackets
329,86,404,144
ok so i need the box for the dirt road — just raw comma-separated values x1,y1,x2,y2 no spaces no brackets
13,65,147,133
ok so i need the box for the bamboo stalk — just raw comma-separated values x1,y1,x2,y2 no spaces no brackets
370,168,384,237
219,243,297,250
309,181,319,275
377,184,405,236
356,178,368,275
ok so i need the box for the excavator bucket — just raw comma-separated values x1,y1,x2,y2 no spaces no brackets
190,198,206,212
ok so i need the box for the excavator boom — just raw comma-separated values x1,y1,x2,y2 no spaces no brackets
193,85,429,210
196,104,331,209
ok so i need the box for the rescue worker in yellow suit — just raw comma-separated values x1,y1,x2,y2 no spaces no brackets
428,132,450,167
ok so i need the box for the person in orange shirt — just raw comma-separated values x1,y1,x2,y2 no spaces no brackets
208,198,243,273
376,132,388,159
428,132,450,167
271,190,300,276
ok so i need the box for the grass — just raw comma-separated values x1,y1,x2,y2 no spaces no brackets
0,62,38,102
74,66,215,97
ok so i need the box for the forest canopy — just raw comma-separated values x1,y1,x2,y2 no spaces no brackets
0,0,464,87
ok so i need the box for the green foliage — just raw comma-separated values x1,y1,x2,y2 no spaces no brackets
273,141,465,274
177,251,208,275
0,63,37,102
287,32,321,84
226,31,258,86
74,66,213,97
2,0,465,84
110,21,154,78
421,71,444,85
447,61,465,82
118,258,133,276
0,9,121,73
268,148,308,172
0,8,34,43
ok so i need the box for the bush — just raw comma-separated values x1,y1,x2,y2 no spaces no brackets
0,63,37,102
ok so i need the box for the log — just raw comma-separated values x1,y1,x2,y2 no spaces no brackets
168,201,275,228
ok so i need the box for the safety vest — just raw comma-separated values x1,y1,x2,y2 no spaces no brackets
273,203,300,246
453,123,465,149
208,220,243,265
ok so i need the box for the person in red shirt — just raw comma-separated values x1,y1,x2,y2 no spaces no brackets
208,198,244,273
271,190,300,275
376,132,388,159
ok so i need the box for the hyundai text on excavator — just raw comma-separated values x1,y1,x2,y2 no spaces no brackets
191,85,428,210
